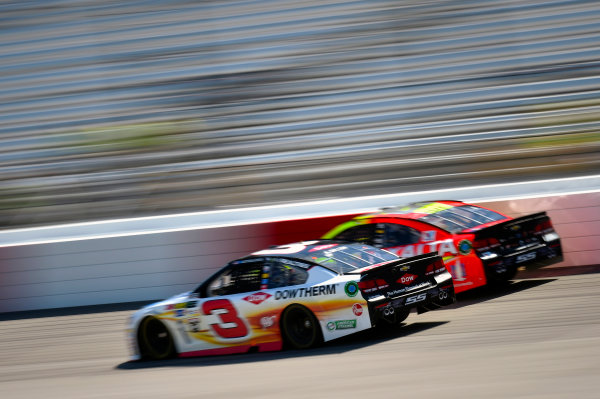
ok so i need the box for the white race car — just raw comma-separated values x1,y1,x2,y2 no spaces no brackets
127,240,455,360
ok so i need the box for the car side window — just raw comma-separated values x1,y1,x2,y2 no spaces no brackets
383,223,421,247
206,260,264,297
267,259,309,289
333,224,376,245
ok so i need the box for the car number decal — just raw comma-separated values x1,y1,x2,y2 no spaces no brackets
202,299,249,339
516,252,536,263
405,293,427,305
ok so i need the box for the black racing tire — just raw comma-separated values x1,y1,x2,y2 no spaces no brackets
376,308,410,329
391,308,410,324
486,263,518,288
280,305,323,350
138,317,175,360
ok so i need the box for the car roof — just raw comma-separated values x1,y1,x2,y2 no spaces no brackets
367,200,466,220
344,200,509,234
249,240,398,274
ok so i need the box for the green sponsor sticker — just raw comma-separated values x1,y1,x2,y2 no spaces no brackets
327,320,357,331
458,239,472,255
344,281,359,297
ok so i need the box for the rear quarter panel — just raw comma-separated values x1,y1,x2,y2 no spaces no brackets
375,219,488,293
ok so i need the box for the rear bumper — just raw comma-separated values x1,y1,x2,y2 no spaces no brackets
482,239,563,277
366,271,455,324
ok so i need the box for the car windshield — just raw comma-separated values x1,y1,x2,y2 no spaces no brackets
293,242,397,274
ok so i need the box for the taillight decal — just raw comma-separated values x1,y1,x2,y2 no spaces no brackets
358,278,389,293
425,263,435,275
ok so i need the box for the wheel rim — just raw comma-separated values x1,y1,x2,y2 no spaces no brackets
283,306,318,349
141,317,173,359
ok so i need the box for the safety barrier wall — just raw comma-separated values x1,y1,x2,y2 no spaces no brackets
1,184,598,313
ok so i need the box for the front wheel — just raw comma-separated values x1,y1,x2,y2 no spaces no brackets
280,305,322,350
138,317,175,360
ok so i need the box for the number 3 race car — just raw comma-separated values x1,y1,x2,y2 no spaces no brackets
128,241,455,360
322,201,563,293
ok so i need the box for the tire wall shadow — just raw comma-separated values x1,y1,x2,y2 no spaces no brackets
116,320,449,370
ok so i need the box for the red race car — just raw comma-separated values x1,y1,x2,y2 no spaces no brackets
322,201,563,293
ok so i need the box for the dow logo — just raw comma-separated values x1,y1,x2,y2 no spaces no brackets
243,292,272,305
397,274,417,285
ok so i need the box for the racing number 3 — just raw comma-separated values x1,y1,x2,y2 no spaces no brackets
202,299,248,339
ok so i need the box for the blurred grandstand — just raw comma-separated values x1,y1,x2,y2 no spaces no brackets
1,0,599,228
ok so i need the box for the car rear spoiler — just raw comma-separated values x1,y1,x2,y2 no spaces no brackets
469,212,552,239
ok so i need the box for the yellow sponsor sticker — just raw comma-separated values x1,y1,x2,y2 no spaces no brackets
414,202,454,214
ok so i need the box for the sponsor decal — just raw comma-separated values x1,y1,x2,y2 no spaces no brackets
344,281,359,297
352,303,363,316
275,284,336,300
421,230,437,242
259,316,276,329
187,317,201,332
413,202,454,214
398,273,417,285
450,260,467,282
327,320,357,331
458,239,473,256
386,288,406,296
261,271,269,289
185,301,198,308
243,292,272,305
408,282,431,291
175,309,185,317
395,239,458,258
308,244,338,252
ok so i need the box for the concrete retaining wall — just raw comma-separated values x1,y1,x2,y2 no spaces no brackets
1,183,598,313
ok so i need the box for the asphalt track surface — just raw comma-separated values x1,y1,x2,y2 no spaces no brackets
1,270,599,399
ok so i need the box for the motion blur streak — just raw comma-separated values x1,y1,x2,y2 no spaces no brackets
1,0,599,227
0,273,599,398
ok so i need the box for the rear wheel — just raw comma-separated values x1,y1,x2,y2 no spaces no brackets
138,317,175,360
390,308,410,324
377,308,410,328
486,263,518,288
280,305,322,350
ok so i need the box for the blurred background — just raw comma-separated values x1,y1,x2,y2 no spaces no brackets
1,0,599,228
